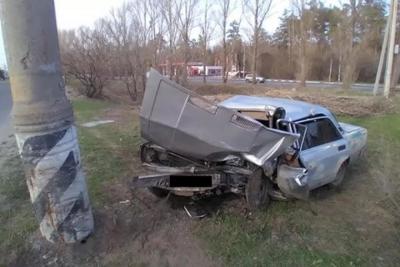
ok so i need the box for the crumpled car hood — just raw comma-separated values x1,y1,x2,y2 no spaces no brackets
139,69,299,166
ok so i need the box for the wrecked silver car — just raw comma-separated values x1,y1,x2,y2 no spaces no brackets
133,69,368,209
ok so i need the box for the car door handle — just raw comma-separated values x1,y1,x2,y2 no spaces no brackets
308,163,316,170
338,145,346,151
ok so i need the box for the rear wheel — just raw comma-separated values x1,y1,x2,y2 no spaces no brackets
148,187,169,198
245,168,270,210
330,162,348,188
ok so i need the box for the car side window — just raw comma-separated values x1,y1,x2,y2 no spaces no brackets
300,118,341,150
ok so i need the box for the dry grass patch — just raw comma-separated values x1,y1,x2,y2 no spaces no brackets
192,84,395,117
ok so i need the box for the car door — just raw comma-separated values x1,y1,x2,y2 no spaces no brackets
297,117,348,189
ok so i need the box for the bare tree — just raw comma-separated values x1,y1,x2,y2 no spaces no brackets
216,0,233,83
330,20,345,82
62,0,165,101
199,0,215,83
161,0,181,79
244,0,273,84
390,18,400,92
58,0,386,99
103,3,139,100
129,0,164,89
342,0,361,90
147,0,165,67
175,0,199,85
291,0,307,86
102,0,161,100
290,0,316,86
60,26,110,98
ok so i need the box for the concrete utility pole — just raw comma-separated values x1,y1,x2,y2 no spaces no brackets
384,0,398,98
373,2,392,96
243,45,246,75
0,0,94,243
390,9,400,92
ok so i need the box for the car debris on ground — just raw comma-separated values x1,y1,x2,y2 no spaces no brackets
81,120,115,128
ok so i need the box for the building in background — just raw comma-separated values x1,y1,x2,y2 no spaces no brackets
159,62,223,77
204,66,223,76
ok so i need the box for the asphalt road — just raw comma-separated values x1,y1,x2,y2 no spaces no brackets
189,76,378,92
0,81,12,142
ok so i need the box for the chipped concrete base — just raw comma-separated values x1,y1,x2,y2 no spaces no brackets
15,126,94,243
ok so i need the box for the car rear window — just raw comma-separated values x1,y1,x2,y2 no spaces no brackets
299,118,341,150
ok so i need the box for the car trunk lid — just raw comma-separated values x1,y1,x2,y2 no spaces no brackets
140,69,299,166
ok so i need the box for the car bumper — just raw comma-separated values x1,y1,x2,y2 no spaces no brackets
131,172,224,192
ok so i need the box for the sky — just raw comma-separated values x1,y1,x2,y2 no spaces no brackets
0,0,343,68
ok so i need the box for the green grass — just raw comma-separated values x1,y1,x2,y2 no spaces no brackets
342,113,400,217
1,96,399,266
342,114,400,181
197,203,365,267
72,99,112,122
0,156,37,266
73,99,141,207
343,114,400,144
0,98,140,265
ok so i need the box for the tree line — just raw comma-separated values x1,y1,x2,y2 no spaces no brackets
59,0,388,99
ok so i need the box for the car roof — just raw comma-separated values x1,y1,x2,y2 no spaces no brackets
219,95,336,123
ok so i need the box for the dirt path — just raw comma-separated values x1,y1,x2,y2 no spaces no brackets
21,184,220,266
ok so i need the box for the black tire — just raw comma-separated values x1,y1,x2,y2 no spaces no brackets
330,162,348,188
245,168,270,210
148,187,169,198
